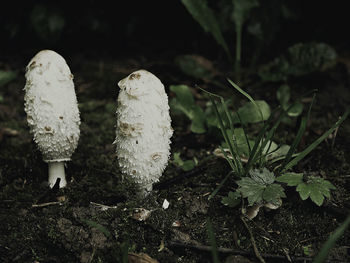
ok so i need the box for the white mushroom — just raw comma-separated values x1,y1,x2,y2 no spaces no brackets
24,50,80,188
115,70,173,196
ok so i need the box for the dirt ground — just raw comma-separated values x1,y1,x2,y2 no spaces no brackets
1,50,350,263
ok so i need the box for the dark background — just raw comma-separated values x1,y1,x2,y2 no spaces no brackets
0,0,349,62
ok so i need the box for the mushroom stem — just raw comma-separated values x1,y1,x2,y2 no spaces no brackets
48,162,67,188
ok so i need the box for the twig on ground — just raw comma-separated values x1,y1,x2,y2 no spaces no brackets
168,241,350,263
32,201,62,208
241,215,266,263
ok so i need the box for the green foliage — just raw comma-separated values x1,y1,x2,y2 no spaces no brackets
169,85,206,133
221,191,241,207
173,152,197,172
181,0,231,60
175,55,215,80
0,70,17,87
313,215,350,263
259,42,337,82
233,100,270,124
201,80,348,209
276,173,336,206
236,168,285,206
170,84,270,134
277,84,303,118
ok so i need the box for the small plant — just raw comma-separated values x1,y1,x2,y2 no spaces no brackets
202,80,349,214
173,152,197,172
169,84,270,134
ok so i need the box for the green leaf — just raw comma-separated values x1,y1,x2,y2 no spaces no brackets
232,0,259,28
182,0,231,59
190,106,207,133
0,70,17,87
175,55,214,80
287,101,303,117
170,85,194,110
277,84,290,107
296,176,336,206
173,152,196,171
234,100,271,124
263,184,286,204
228,78,266,122
237,177,265,205
276,173,303,186
170,85,207,133
249,168,275,185
284,109,349,171
221,191,241,207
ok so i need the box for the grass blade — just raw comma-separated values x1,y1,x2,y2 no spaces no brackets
206,219,220,263
284,108,350,171
208,171,233,200
313,215,350,263
279,116,307,171
227,78,264,122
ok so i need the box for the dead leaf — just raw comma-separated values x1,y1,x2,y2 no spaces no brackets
128,253,158,263
131,208,152,221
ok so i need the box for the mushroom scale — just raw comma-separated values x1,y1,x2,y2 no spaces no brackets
115,70,173,195
24,50,80,188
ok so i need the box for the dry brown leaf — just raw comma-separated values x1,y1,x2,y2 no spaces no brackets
131,208,152,221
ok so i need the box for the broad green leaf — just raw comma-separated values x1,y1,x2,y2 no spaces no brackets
249,168,275,185
190,106,207,133
175,55,214,79
276,173,303,186
277,84,290,107
237,177,265,205
0,70,17,87
173,152,196,171
287,101,303,117
296,176,336,206
234,100,271,124
170,85,207,133
221,191,241,207
181,0,231,59
263,184,286,204
170,85,194,110
296,183,311,200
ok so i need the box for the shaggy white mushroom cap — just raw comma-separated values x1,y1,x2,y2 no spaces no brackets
115,70,173,189
24,50,80,162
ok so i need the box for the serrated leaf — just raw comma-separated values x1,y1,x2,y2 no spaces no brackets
296,183,310,200
249,168,275,185
276,173,303,186
221,191,241,207
296,176,335,206
237,177,265,206
263,184,286,204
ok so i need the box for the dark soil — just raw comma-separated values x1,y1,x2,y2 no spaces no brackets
1,50,350,263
